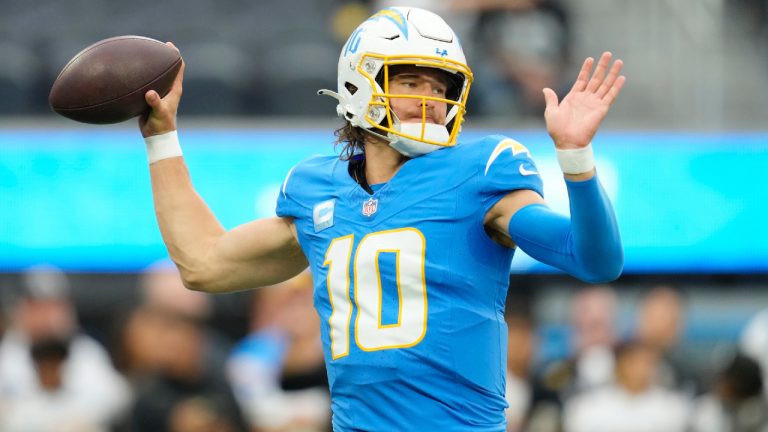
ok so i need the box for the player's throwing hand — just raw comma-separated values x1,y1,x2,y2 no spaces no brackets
543,52,625,150
139,42,185,138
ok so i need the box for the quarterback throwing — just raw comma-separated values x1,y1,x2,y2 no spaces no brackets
138,7,624,431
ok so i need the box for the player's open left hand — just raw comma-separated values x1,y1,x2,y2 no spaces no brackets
139,42,185,138
543,52,625,150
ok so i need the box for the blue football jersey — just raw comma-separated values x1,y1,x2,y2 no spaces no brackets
276,135,543,431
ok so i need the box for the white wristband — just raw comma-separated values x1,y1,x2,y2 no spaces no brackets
556,144,594,174
145,130,182,164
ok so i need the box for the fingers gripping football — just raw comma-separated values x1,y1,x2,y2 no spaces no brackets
140,42,185,138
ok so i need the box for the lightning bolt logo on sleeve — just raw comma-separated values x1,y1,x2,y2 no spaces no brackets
484,139,534,176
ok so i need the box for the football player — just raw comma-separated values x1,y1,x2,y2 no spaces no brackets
138,7,624,431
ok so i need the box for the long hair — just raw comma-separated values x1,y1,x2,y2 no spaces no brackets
334,121,367,160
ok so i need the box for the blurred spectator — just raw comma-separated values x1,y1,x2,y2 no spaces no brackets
635,285,701,395
541,285,619,402
505,312,535,432
740,308,768,399
0,0,764,124
636,286,684,352
117,261,247,432
372,0,571,118
465,0,572,118
563,340,691,432
30,338,69,392
689,352,768,432
227,271,330,432
0,265,130,431
504,300,561,432
114,302,166,380
115,260,233,377
168,396,242,432
569,285,619,390
726,0,768,37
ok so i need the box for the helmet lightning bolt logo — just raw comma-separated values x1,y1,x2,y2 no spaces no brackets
366,8,409,39
345,9,409,56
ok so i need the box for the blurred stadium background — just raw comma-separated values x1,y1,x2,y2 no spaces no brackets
1,0,768,431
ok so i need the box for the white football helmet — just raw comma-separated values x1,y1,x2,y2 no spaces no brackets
319,7,473,157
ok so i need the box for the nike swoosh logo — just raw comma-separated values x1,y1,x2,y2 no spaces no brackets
519,164,538,176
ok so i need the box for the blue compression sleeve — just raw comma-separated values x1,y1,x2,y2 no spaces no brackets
507,174,623,283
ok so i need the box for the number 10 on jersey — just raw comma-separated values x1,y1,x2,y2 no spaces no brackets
323,228,428,359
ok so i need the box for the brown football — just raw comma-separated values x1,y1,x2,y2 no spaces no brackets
49,36,182,124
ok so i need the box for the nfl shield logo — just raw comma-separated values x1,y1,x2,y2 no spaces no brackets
362,197,378,217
